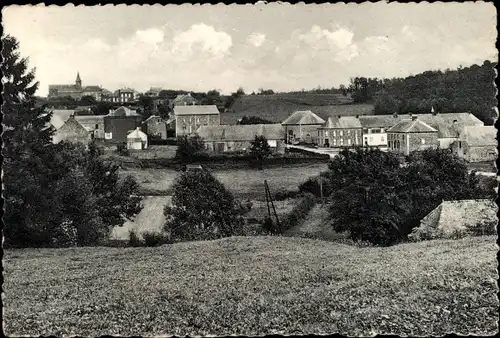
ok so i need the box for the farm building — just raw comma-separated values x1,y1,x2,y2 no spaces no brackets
174,105,220,137
387,117,439,155
317,116,363,148
74,115,107,139
450,125,497,162
171,93,198,107
52,115,92,146
127,127,148,150
281,110,325,144
197,124,285,154
409,199,497,241
104,106,142,143
143,115,168,140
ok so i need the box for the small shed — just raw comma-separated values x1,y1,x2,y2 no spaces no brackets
127,127,148,150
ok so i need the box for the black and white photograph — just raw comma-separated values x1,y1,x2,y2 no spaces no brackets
1,2,498,336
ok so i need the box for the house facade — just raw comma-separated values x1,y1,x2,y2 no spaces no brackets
451,125,497,162
174,105,220,137
387,117,439,155
197,124,285,154
317,116,363,148
281,110,325,144
103,107,142,143
143,115,168,140
103,88,139,103
52,116,92,146
74,115,107,139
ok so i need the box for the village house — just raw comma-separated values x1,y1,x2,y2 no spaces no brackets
451,125,497,162
387,116,439,155
281,110,325,144
317,116,363,148
51,115,92,146
48,72,103,101
104,106,142,144
144,87,163,98
127,127,148,150
103,88,140,103
174,105,220,137
49,109,75,129
171,93,198,107
409,199,497,241
74,115,107,139
358,112,484,151
197,124,286,154
142,115,168,140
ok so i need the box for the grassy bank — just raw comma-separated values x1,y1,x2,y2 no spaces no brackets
3,236,497,336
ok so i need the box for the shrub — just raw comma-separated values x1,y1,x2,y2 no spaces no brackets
116,142,129,156
128,229,142,247
164,169,243,242
280,193,317,232
274,190,301,201
298,174,331,198
176,135,205,163
142,231,166,247
262,217,280,234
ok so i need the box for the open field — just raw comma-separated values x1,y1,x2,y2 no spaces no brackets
121,163,329,200
3,236,497,336
222,94,374,124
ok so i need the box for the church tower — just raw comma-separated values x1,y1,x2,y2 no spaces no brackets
75,72,82,89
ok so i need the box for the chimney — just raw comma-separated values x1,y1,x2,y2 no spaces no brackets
412,116,418,121
355,114,359,118
431,106,437,116
393,112,398,118
453,119,458,123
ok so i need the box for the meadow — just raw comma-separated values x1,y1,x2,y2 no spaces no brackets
3,236,497,336
121,162,329,200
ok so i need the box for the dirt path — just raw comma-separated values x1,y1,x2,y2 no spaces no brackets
285,204,345,241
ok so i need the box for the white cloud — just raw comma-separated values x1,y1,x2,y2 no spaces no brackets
247,32,266,47
135,28,164,45
171,23,232,60
297,25,359,62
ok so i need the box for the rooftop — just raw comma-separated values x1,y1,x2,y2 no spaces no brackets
174,105,219,116
197,123,284,141
388,118,438,133
319,116,362,129
281,110,326,125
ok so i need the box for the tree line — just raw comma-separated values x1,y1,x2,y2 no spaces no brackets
346,60,497,124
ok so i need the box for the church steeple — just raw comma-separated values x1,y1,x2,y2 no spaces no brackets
76,71,82,89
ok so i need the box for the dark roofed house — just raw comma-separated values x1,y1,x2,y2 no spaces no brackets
387,116,438,155
318,116,363,148
104,111,143,144
281,110,325,144
197,123,285,154
109,106,140,117
451,125,497,162
174,105,220,137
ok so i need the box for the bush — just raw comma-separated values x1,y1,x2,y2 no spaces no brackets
142,231,166,247
298,175,331,198
274,190,301,201
116,142,129,156
176,135,205,163
262,217,280,234
164,169,243,242
128,229,142,247
280,193,317,232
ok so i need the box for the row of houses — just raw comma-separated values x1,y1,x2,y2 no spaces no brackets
50,102,496,162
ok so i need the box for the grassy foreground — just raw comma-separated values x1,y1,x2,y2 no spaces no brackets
3,236,498,336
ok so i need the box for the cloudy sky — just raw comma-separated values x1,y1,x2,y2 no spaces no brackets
2,3,497,96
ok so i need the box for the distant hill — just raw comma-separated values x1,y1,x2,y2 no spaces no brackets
221,93,374,124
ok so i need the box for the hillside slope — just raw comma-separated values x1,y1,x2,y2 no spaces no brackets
222,94,374,124
4,236,497,336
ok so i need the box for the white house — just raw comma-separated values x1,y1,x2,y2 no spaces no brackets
127,127,148,150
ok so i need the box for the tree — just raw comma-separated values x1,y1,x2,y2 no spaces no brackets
175,135,205,163
250,135,271,170
79,95,97,106
92,101,114,116
157,102,171,119
138,95,154,119
238,115,274,125
163,169,243,241
2,35,57,247
324,147,493,246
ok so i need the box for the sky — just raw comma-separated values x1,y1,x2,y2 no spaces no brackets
2,2,497,96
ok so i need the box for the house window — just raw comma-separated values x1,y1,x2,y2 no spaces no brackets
340,138,344,145
348,138,351,145
340,130,343,137
388,141,392,149
325,131,329,136
421,139,425,145
95,124,99,129
333,139,337,146
459,141,462,149
332,131,336,137
381,136,385,142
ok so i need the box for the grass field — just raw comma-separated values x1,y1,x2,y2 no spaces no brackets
3,236,497,336
121,163,329,200
222,94,374,124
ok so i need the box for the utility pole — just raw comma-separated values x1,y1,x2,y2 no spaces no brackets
319,175,324,204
